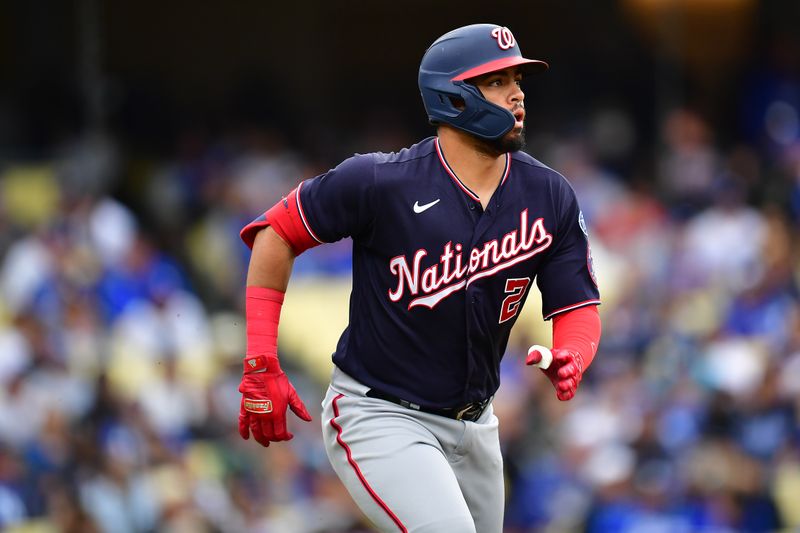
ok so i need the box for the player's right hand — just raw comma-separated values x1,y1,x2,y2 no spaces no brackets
526,347,584,402
238,355,312,447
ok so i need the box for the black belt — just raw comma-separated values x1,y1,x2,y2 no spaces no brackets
366,388,490,422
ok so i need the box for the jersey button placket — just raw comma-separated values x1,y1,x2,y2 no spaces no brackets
464,287,478,396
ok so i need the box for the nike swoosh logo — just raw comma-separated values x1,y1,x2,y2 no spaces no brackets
413,199,441,213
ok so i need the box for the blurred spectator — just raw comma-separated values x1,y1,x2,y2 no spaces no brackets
658,108,720,218
1,26,799,533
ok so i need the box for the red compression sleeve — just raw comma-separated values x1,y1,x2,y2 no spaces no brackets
246,287,285,366
552,305,601,369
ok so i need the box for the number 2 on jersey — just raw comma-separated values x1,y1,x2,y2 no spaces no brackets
499,278,531,323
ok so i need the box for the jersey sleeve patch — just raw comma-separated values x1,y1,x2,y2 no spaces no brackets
579,210,589,236
587,241,598,287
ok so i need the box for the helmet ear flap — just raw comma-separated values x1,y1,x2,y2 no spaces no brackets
420,82,515,140
447,82,516,140
420,78,466,120
446,95,465,110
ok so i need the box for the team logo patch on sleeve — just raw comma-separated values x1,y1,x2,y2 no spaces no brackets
579,211,589,236
587,242,598,287
581,211,597,285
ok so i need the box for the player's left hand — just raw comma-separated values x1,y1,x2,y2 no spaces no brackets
238,355,312,447
526,347,584,401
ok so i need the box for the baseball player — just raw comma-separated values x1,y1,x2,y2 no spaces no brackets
237,23,602,533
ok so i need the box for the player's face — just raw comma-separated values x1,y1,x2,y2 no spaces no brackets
469,67,526,152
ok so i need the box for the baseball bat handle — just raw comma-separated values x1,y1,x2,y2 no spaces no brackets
527,345,553,370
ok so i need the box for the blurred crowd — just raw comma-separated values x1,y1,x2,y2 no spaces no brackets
2,67,800,533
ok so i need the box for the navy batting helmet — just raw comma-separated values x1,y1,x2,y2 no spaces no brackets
418,24,548,140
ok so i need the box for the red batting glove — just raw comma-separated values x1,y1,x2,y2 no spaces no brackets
527,348,585,401
238,355,312,447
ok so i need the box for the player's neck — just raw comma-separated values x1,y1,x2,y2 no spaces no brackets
437,128,506,206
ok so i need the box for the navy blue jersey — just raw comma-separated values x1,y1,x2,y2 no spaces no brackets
284,137,599,407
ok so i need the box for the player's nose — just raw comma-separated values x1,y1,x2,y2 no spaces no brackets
510,84,524,104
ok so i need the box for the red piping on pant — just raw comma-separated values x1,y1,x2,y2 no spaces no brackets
330,393,408,533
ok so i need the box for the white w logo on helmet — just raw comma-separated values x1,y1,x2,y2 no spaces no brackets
491,27,515,50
